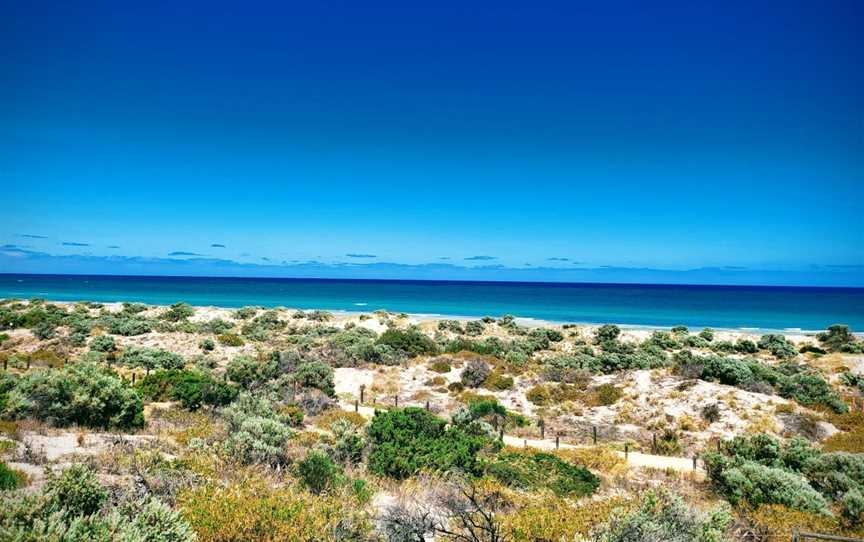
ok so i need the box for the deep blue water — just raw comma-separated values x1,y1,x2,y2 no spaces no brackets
0,274,862,331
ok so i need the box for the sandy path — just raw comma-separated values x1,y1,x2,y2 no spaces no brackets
336,400,703,477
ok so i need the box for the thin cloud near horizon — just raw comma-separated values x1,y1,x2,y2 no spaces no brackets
61,241,90,247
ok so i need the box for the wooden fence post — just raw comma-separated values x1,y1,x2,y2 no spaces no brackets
359,385,365,404
555,434,560,449
354,400,359,413
625,442,629,459
592,426,597,445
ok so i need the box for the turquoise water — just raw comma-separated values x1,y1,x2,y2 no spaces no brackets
0,274,862,331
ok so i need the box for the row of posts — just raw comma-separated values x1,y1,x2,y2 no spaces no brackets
358,385,702,470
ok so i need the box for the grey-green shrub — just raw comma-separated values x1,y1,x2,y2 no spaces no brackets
89,335,116,352
221,393,294,465
119,347,184,371
4,363,143,429
595,489,731,542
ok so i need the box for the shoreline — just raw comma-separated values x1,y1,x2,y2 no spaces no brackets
6,297,842,339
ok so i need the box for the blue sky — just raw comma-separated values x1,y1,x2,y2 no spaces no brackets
1,1,862,285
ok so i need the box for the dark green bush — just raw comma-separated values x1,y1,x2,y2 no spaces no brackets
376,328,439,357
366,407,494,479
758,334,798,359
136,369,238,410
0,461,25,490
297,451,340,495
162,302,194,322
89,334,116,352
818,324,860,353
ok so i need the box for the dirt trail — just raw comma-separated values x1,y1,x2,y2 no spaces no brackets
336,400,703,478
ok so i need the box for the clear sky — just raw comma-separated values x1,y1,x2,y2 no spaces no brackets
1,1,862,285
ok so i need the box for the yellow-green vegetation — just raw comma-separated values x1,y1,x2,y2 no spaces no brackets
179,480,372,542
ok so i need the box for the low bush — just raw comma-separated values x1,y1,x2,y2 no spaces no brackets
484,372,514,391
595,489,731,542
291,360,336,397
461,358,492,388
137,369,238,410
758,334,798,359
162,302,195,322
4,362,143,429
486,449,599,497
0,463,196,541
179,480,371,542
217,332,244,346
0,460,26,490
119,347,184,371
221,394,295,465
818,324,864,353
226,355,279,389
89,334,116,352
297,451,340,495
428,358,452,373
366,407,495,479
376,327,439,357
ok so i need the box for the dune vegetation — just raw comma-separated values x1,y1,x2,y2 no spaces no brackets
1,297,863,541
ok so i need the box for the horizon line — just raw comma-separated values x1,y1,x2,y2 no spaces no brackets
2,271,862,291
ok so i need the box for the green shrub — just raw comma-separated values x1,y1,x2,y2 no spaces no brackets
4,363,143,429
292,360,336,397
758,334,798,360
297,451,340,495
438,320,464,333
201,318,234,335
594,324,621,343
137,369,238,410
226,355,279,389
44,464,108,518
366,407,494,479
595,488,731,542
487,450,599,497
89,334,116,352
221,394,294,465
162,302,194,322
104,315,152,336
235,306,258,319
699,328,715,341
0,461,25,490
705,457,829,514
464,320,485,336
199,337,215,351
32,321,57,340
119,347,184,371
818,325,863,353
376,328,439,357
329,418,365,465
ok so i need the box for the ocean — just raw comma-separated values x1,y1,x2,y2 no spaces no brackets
0,274,862,332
